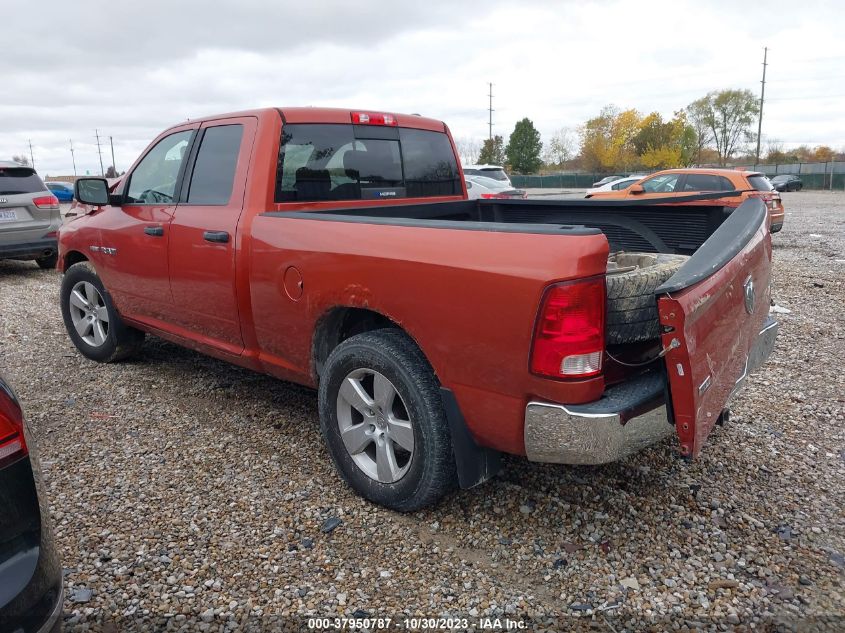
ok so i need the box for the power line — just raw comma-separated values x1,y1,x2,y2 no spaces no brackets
487,82,494,140
94,129,105,177
69,139,77,176
755,46,768,164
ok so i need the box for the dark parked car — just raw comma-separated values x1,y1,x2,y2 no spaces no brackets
0,375,63,633
46,181,74,202
770,174,802,192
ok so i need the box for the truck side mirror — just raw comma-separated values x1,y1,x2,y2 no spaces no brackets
74,178,110,206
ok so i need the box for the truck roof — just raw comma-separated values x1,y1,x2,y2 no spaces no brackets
167,107,447,134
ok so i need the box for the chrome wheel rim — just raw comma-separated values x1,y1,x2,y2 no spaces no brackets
68,281,110,347
336,368,414,483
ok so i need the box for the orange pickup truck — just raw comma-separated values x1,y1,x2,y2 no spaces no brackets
59,107,778,510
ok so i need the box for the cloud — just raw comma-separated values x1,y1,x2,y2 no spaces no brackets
2,0,843,175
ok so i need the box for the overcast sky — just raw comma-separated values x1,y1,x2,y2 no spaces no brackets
2,0,843,176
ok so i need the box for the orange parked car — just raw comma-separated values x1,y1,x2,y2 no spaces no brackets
587,168,785,232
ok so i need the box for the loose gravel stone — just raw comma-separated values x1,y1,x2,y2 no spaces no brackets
0,191,842,630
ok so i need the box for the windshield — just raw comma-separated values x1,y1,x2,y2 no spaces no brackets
771,175,789,183
0,167,45,195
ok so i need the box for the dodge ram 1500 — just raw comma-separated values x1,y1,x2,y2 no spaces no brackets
59,107,778,510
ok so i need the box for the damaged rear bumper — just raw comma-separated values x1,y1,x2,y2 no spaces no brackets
524,316,779,465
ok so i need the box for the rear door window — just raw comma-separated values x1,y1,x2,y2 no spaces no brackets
186,124,244,205
0,167,45,195
682,174,734,192
747,175,774,192
275,124,461,202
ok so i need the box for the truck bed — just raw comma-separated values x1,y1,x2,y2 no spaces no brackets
262,191,741,255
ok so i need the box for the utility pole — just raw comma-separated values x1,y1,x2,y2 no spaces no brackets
69,139,77,176
94,129,105,176
755,46,768,166
488,82,494,140
109,136,116,176
28,139,35,170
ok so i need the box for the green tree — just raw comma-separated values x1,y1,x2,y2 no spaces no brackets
477,135,505,165
505,118,543,173
689,89,759,165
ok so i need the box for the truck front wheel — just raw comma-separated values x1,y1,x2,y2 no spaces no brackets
60,262,145,362
318,329,458,511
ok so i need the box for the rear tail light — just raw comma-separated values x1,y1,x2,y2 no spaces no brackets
530,278,605,378
33,195,59,209
0,384,27,468
351,111,398,126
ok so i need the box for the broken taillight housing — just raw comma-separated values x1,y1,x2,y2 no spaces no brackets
530,277,605,379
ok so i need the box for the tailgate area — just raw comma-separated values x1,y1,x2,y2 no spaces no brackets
656,198,774,457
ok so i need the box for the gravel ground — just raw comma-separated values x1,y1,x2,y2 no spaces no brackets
1,191,843,631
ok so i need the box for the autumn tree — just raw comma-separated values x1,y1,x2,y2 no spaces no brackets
631,111,696,168
477,135,505,165
764,139,788,163
813,145,835,162
689,89,759,166
505,118,543,173
543,127,576,166
580,105,641,172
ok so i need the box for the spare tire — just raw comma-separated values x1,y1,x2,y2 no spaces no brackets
605,253,689,345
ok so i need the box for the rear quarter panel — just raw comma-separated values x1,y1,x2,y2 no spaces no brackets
247,216,609,453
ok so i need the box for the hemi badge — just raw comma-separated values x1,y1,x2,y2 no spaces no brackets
698,375,712,395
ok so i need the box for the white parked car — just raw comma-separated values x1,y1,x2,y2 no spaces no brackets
585,175,645,198
465,174,527,200
462,164,512,187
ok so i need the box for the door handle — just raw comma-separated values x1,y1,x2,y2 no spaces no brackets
203,230,230,243
144,225,164,237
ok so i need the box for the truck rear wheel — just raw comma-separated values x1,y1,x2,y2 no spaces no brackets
60,262,145,362
605,253,689,345
318,329,457,511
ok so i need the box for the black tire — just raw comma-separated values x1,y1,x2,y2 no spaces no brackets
605,253,688,345
60,261,145,362
35,253,58,270
318,329,457,511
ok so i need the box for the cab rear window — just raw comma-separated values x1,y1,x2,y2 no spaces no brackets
275,124,461,202
0,167,45,195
